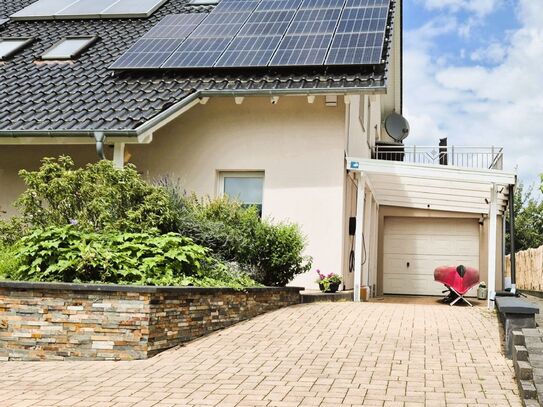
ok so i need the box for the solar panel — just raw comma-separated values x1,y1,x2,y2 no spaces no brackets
10,0,168,20
11,0,77,19
325,4,388,65
299,0,345,9
268,0,341,66
212,0,260,13
111,0,393,69
163,38,232,68
163,0,261,69
110,13,206,69
346,0,390,6
56,0,120,18
216,0,301,68
255,0,300,11
101,0,168,18
270,34,333,66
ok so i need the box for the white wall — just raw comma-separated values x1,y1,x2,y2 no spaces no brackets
129,95,347,289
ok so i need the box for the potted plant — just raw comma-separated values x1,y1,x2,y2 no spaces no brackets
315,269,342,293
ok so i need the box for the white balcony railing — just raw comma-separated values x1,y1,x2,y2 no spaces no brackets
373,145,504,170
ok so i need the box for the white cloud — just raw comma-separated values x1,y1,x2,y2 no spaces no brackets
417,0,501,17
403,0,543,188
470,42,507,64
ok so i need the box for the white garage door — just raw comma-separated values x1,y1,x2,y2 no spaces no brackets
383,217,480,296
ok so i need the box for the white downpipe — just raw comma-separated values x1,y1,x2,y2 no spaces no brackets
113,143,125,169
488,183,498,309
354,173,366,302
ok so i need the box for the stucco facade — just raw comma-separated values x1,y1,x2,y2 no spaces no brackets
0,95,349,290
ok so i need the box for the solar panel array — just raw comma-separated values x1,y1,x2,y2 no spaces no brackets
111,0,392,70
111,14,207,69
10,0,168,20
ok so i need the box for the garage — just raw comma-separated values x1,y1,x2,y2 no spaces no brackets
383,217,480,296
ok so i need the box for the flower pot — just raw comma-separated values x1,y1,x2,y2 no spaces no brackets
319,282,340,293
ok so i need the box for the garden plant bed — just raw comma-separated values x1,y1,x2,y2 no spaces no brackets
0,281,303,361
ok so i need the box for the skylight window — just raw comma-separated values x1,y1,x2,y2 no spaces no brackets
10,0,168,20
41,36,97,60
190,0,219,5
0,38,33,61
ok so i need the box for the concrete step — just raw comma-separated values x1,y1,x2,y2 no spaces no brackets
519,380,538,400
516,360,534,381
514,330,527,347
515,345,529,363
301,290,353,303
523,399,539,407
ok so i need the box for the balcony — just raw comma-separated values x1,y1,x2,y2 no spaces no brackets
373,145,504,170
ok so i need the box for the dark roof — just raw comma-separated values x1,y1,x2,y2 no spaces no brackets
0,0,392,133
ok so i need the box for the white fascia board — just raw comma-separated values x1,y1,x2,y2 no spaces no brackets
347,157,516,186
379,200,489,215
0,136,139,145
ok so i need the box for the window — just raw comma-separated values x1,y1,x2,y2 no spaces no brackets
41,36,97,60
219,172,264,215
0,37,33,61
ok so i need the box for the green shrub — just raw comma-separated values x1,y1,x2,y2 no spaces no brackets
7,156,179,235
252,222,312,286
0,217,27,247
0,244,20,279
161,180,312,286
8,226,257,288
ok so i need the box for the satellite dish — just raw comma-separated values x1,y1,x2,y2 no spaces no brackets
384,112,410,142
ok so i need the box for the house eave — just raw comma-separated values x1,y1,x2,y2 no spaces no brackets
0,85,387,144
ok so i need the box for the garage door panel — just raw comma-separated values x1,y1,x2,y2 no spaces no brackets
383,217,480,296
384,236,479,256
384,254,479,275
384,217,478,236
384,274,446,295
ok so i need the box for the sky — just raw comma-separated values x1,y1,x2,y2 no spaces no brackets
402,0,543,193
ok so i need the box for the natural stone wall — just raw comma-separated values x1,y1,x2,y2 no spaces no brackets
0,282,302,361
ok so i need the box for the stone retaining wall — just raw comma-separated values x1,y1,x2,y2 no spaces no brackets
0,282,302,361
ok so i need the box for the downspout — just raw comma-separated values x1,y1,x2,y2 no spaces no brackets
94,132,106,160
508,184,516,292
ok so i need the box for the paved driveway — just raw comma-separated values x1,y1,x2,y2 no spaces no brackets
0,302,521,407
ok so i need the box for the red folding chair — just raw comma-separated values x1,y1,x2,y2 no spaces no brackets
434,265,480,306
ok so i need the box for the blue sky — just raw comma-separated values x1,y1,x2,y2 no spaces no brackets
402,0,543,193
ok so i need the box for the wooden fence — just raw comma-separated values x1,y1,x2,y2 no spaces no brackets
506,245,543,291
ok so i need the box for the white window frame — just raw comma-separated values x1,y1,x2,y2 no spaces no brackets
41,36,98,60
217,171,265,209
0,37,33,61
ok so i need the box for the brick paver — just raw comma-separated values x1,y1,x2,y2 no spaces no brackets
0,302,521,406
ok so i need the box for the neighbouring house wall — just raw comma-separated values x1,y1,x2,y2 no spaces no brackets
505,246,543,291
130,96,347,289
376,206,504,296
0,282,302,361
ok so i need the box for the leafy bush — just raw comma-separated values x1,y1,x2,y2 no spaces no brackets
0,244,20,279
252,222,312,286
161,180,312,286
4,156,179,235
6,226,258,288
